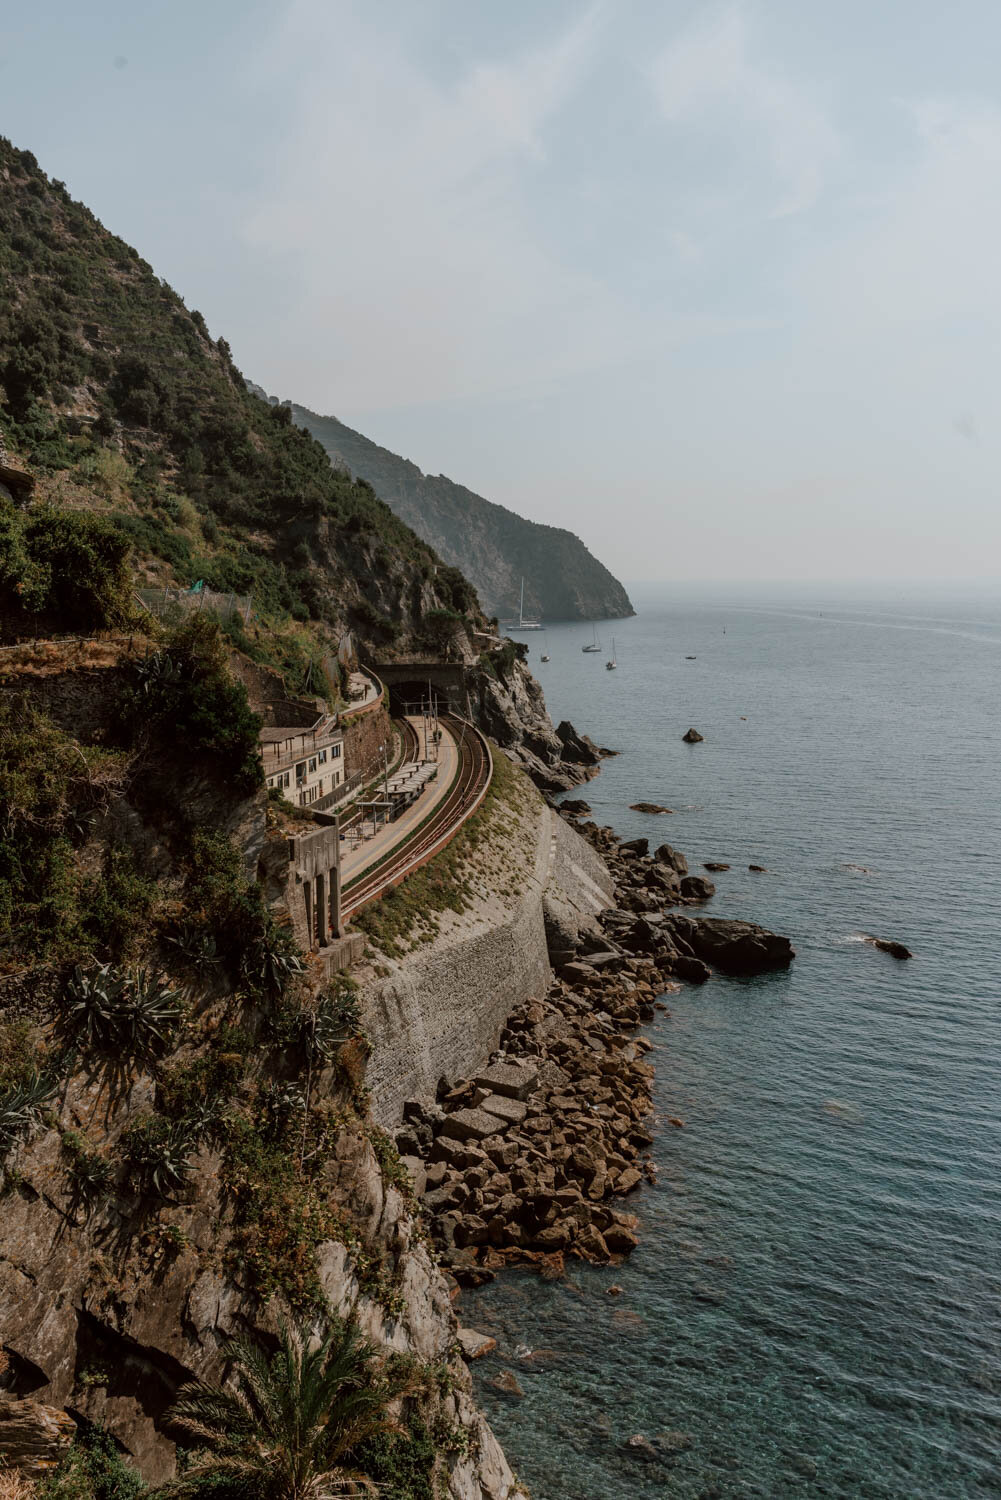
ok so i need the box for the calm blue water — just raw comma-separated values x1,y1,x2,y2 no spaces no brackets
464,583,1001,1498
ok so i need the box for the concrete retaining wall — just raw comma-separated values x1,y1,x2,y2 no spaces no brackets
362,797,614,1125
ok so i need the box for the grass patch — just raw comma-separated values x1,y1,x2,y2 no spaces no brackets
350,749,535,959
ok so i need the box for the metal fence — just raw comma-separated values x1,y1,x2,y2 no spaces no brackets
136,587,252,623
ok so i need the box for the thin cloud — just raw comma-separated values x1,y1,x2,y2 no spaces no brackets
648,3,839,217
238,0,633,410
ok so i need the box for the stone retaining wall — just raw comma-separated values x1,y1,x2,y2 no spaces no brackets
361,797,614,1125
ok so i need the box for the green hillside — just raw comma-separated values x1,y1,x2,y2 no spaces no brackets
0,137,478,677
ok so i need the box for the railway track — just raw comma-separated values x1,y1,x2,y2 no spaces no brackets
340,714,491,920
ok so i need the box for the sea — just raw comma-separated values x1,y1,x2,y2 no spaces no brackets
462,582,1001,1499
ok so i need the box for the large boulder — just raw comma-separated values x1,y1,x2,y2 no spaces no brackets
654,844,688,876
682,727,704,743
439,1108,504,1143
0,1395,76,1474
666,916,795,976
680,875,715,901
472,1062,538,1101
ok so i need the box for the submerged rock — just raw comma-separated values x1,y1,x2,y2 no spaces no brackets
864,935,912,960
629,802,674,814
682,727,704,743
489,1369,526,1398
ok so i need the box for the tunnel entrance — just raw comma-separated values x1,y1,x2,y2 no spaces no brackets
386,679,449,716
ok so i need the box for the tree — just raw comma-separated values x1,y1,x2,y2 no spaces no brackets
163,1316,406,1499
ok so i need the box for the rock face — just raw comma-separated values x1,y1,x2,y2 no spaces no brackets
291,402,636,624
0,1395,75,1474
682,727,704,743
665,915,795,975
473,656,607,793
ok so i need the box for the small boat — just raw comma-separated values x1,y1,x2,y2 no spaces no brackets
504,577,542,631
540,653,550,662
540,630,550,663
685,655,696,660
582,623,602,653
605,637,617,670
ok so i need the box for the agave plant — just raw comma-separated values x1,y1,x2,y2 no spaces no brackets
163,1315,408,1498
302,988,361,1065
63,1130,116,1213
0,1070,58,1156
241,921,305,1004
135,648,187,697
61,964,182,1066
122,1115,195,1199
259,1080,307,1139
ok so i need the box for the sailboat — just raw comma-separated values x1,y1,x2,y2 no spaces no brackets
582,623,602,653
504,577,542,632
540,629,550,663
605,637,617,670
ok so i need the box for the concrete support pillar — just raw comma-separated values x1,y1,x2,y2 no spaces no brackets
315,871,327,946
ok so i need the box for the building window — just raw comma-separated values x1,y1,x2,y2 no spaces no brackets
308,756,317,773
296,761,306,785
318,749,327,765
332,743,342,759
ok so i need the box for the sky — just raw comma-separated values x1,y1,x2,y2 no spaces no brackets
4,0,1001,584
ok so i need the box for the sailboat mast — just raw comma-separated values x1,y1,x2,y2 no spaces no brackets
519,577,525,627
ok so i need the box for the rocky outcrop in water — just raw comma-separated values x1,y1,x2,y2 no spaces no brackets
663,915,795,976
473,655,612,792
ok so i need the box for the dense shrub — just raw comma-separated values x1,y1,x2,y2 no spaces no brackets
117,615,262,792
38,1424,147,1499
0,700,112,960
0,498,134,637
179,830,301,1001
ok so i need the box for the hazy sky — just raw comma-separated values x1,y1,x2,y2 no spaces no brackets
5,2,1001,582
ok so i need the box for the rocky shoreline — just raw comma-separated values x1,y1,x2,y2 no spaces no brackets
395,807,794,1285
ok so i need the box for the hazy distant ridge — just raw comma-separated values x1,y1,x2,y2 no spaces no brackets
291,403,634,624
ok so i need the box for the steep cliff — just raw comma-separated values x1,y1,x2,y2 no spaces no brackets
0,641,526,1498
0,136,549,1498
289,403,635,625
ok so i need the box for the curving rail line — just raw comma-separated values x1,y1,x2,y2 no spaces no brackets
340,715,492,921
